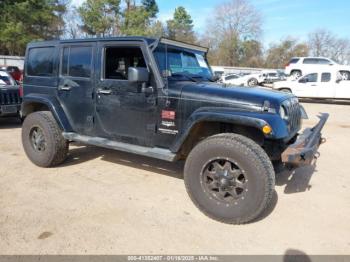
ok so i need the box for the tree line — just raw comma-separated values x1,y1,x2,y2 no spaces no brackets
1,0,349,68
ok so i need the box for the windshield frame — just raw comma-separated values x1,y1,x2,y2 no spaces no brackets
152,42,214,83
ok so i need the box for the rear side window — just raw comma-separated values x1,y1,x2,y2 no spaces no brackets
289,58,299,64
61,46,92,78
321,73,331,82
27,47,55,77
318,59,331,65
303,58,318,64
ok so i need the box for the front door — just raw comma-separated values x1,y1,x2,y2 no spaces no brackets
57,43,96,135
294,73,320,98
95,42,157,146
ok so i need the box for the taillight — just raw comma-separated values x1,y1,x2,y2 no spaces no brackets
19,85,23,97
285,63,290,68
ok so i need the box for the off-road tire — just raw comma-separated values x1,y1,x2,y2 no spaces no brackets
22,111,68,167
184,133,275,224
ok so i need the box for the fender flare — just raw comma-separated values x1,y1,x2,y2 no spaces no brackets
170,110,274,153
21,93,73,132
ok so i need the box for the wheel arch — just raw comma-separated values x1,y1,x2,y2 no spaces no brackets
21,94,73,132
171,112,272,158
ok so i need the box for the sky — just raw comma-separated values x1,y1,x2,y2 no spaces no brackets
71,0,350,45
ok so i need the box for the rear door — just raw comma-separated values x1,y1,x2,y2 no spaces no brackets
57,42,96,135
317,72,336,98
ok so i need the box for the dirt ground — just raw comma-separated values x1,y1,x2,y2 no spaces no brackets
0,102,349,255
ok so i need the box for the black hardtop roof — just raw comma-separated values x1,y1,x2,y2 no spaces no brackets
28,36,156,46
27,36,209,52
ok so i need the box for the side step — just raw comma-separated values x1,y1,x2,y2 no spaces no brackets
62,132,177,162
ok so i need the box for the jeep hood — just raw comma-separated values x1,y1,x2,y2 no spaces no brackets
179,82,293,109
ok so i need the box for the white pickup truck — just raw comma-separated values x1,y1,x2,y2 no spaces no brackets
273,70,350,99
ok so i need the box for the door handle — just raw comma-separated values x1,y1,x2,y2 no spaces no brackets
59,84,72,91
97,89,112,95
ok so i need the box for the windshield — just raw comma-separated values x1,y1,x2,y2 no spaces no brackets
0,70,16,86
153,44,213,81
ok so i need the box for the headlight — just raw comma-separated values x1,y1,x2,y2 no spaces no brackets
280,105,287,120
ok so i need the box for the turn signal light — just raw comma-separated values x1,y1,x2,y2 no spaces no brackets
262,125,272,135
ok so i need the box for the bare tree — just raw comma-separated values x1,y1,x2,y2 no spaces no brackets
63,6,84,39
202,0,263,66
308,29,350,64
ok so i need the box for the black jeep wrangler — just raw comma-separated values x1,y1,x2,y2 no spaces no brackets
21,37,328,224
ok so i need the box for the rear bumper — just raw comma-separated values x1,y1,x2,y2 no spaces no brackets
281,113,329,166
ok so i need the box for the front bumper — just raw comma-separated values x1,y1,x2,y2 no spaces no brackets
281,113,329,166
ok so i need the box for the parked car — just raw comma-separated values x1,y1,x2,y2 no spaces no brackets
0,65,22,82
0,70,22,118
262,71,287,84
221,72,265,86
273,70,350,99
284,57,350,80
21,37,327,224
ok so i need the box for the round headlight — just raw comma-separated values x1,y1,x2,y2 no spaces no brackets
280,105,287,120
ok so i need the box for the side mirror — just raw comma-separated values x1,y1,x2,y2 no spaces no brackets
299,78,307,83
128,67,149,82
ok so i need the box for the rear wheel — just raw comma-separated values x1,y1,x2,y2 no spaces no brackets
291,70,302,79
184,133,275,224
22,111,68,167
340,71,350,80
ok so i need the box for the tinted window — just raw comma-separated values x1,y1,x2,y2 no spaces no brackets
225,75,239,80
104,47,146,80
61,46,92,78
303,58,318,64
27,47,55,76
61,47,69,76
318,59,331,65
303,73,318,82
321,73,331,82
289,58,299,64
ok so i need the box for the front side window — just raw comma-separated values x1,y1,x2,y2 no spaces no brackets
154,44,213,81
321,73,331,82
104,47,146,80
302,73,318,83
27,47,55,77
61,46,92,78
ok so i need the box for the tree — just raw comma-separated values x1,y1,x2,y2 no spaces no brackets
78,0,120,37
0,0,68,55
265,38,309,68
166,7,196,43
202,0,263,66
142,0,159,18
308,29,350,64
120,0,159,36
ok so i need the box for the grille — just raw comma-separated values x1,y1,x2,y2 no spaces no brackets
0,90,21,105
283,97,302,134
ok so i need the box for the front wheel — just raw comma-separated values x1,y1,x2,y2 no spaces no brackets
184,133,275,224
22,111,69,167
247,78,258,87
